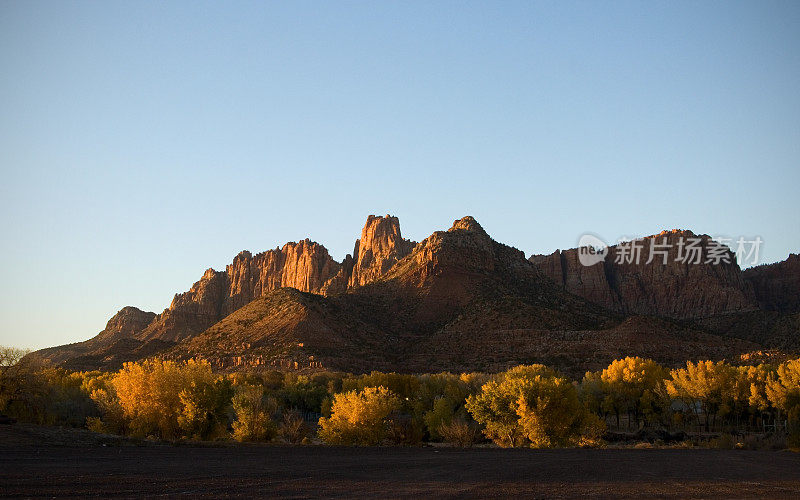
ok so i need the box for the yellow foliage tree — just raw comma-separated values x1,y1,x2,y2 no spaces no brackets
467,365,604,448
766,359,800,425
592,357,669,429
317,386,400,446
111,358,217,439
666,360,742,432
231,384,277,442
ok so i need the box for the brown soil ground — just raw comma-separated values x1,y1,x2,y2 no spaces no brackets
2,425,800,498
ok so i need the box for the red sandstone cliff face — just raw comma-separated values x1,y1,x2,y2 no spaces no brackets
413,216,497,274
530,230,759,319
348,215,416,287
137,240,342,343
135,216,413,343
744,254,800,313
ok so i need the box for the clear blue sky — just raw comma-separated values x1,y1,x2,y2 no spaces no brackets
1,1,798,350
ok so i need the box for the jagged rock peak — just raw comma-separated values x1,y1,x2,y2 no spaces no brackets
348,214,416,287
202,268,219,280
449,216,488,236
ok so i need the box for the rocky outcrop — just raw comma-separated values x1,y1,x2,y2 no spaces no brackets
223,240,342,310
744,254,800,313
29,306,157,367
531,230,759,319
131,216,417,343
97,307,157,342
137,240,342,343
410,216,496,277
348,215,416,288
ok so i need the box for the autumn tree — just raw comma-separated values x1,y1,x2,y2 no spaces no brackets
0,347,72,424
584,357,670,430
766,359,800,430
317,386,400,446
231,384,278,442
110,358,223,439
0,347,35,415
466,365,604,448
666,360,742,432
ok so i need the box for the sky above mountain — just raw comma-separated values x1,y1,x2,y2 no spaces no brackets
1,1,798,350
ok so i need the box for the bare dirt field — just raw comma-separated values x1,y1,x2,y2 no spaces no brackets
2,427,800,498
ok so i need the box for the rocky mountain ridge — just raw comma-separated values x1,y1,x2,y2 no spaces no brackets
31,216,799,374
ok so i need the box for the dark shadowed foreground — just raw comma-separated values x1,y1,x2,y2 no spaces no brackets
1,440,800,499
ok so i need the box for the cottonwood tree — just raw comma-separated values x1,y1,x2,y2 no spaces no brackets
666,360,741,432
231,384,278,442
317,386,400,446
466,365,604,448
111,358,225,439
586,357,670,430
766,359,800,433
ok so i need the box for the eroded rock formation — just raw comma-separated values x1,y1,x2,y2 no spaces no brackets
137,239,342,342
530,230,759,319
348,215,416,287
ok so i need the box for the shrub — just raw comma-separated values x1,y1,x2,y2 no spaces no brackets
438,418,479,447
279,410,308,444
385,412,424,445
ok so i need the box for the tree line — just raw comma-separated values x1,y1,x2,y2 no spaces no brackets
1,346,798,448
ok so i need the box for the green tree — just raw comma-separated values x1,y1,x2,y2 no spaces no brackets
178,378,233,440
